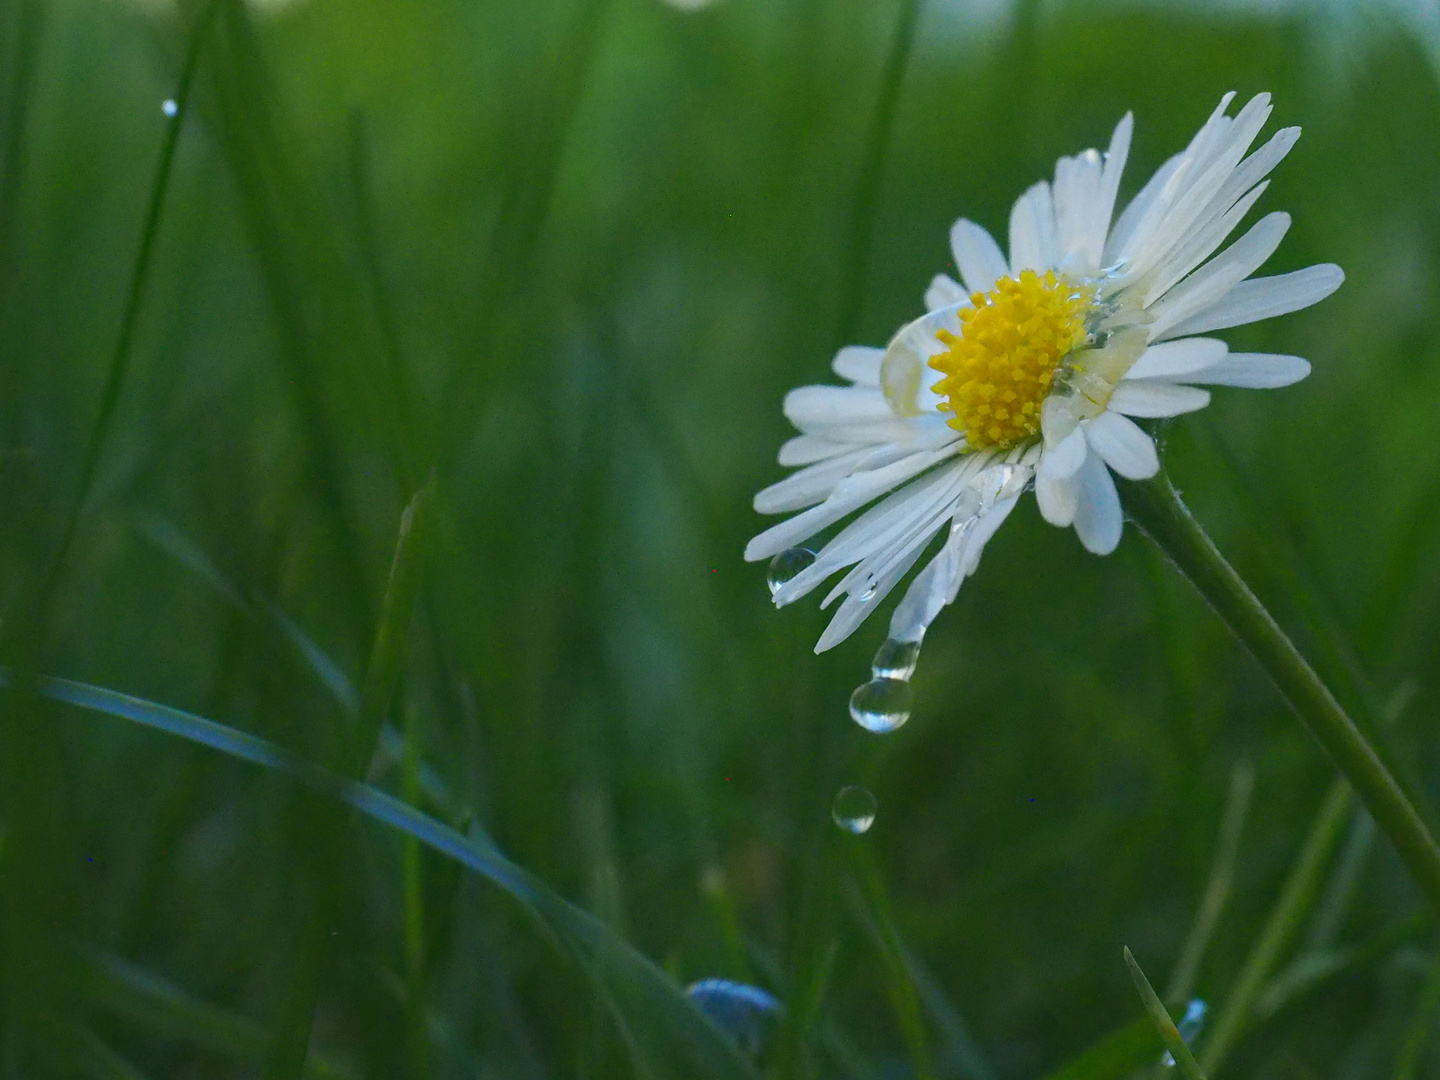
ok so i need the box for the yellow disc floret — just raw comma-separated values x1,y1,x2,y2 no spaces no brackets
929,269,1093,451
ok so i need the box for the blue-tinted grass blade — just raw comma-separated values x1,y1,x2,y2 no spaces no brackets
5,670,760,1078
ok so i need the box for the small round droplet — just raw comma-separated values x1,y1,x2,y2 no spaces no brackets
832,785,877,834
849,677,913,733
161,98,179,117
871,637,921,681
767,547,814,595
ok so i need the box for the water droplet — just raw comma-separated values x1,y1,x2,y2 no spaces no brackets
767,547,814,595
1160,998,1207,1067
686,978,782,1056
161,98,178,117
832,785,877,834
871,637,921,681
849,677,913,733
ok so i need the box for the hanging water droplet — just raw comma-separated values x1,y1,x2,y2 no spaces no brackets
686,978,782,1056
831,785,877,834
767,547,815,595
849,677,913,733
161,98,178,117
1160,998,1207,1067
871,637,921,681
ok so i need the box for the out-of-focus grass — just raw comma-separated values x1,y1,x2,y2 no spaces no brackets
3,0,1440,1074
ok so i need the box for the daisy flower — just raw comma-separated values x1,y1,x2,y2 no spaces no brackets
746,92,1343,663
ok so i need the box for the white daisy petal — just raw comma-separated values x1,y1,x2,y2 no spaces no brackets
1054,148,1104,267
1185,352,1311,388
886,520,967,644
925,274,968,311
959,492,1021,576
1072,451,1123,555
745,445,959,559
949,219,1009,295
753,447,873,515
1107,381,1212,418
1038,425,1087,480
1105,150,1184,266
1146,211,1291,340
783,385,892,431
1159,263,1345,339
1123,338,1228,381
1089,112,1132,262
1083,412,1159,480
831,345,884,385
1009,181,1059,274
1035,465,1081,527
778,434,853,467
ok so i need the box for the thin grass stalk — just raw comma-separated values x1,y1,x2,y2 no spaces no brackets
23,0,217,648
1123,473,1440,920
0,0,45,290
833,0,924,349
1123,948,1208,1080
1198,778,1351,1074
1166,761,1255,1002
848,843,933,1080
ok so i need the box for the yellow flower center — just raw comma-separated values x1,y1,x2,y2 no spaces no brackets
929,270,1093,451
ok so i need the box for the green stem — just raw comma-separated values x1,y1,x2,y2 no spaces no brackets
34,0,218,629
1124,474,1440,919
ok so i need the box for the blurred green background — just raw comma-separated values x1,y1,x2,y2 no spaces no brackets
3,0,1440,1075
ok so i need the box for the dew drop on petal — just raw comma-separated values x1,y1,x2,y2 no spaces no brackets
871,637,921,681
767,547,815,595
161,99,178,117
849,677,913,733
831,785,877,834
686,978,782,1056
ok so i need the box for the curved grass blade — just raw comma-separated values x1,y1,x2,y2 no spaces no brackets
1123,948,1208,1080
4,671,760,1078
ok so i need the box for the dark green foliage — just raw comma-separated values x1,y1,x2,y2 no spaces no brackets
2,0,1440,1075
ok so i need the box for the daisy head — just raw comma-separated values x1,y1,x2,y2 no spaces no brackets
747,92,1343,666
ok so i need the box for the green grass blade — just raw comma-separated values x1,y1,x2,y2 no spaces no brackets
1123,948,1208,1080
354,478,435,775
9,671,760,1078
1167,761,1255,1002
26,0,219,643
1200,778,1352,1074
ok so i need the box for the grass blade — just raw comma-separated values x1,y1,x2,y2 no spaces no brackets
1123,947,1207,1080
4,670,760,1078
1167,761,1255,1002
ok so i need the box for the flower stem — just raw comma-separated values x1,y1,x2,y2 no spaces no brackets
1123,472,1440,917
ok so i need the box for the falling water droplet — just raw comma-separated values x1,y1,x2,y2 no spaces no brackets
686,978,782,1056
831,785,877,834
767,547,815,595
848,677,913,733
1160,998,1207,1067
161,98,179,117
871,637,921,681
